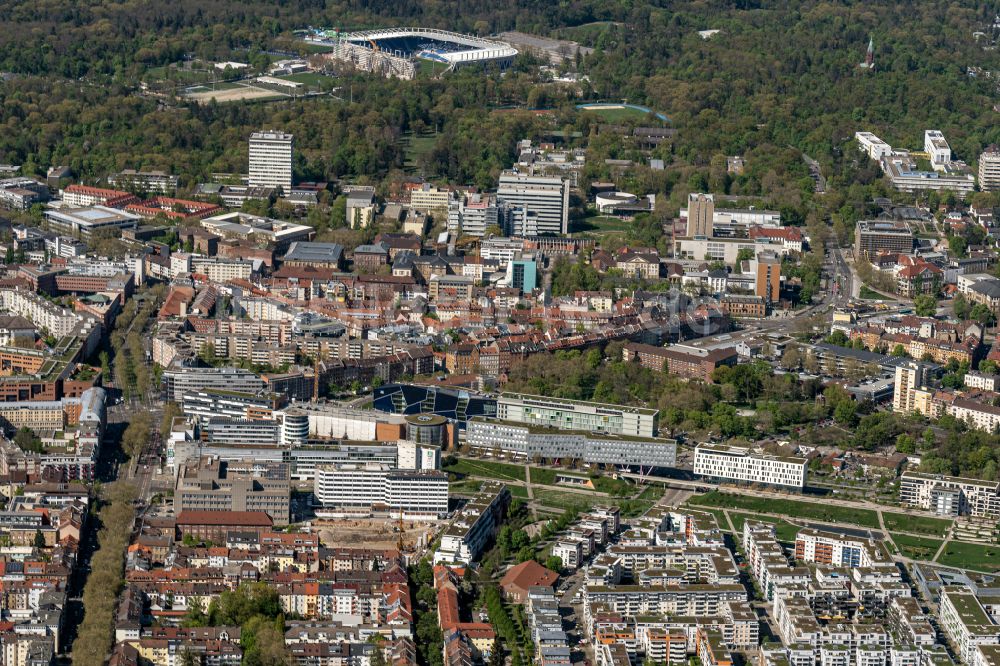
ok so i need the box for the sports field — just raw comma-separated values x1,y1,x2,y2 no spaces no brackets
183,83,289,103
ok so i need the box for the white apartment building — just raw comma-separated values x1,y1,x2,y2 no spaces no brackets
693,444,807,489
965,371,1000,393
855,132,893,161
0,290,81,337
497,393,658,438
248,131,293,191
465,417,676,468
925,130,952,171
948,398,1000,434
239,298,295,322
900,471,1000,518
190,257,254,282
893,361,929,413
979,148,1000,192
793,528,889,568
497,172,570,235
313,463,448,517
434,482,510,565
108,169,179,194
939,589,1000,665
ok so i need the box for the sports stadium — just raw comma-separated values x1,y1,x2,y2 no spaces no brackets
316,28,518,79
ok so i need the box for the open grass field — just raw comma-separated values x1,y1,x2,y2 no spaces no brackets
889,533,942,561
184,83,289,103
689,491,881,529
936,541,1000,572
725,511,801,543
301,42,335,53
881,512,951,537
278,71,334,86
443,458,526,482
859,284,894,301
400,132,439,174
571,214,633,235
578,104,653,122
533,489,596,512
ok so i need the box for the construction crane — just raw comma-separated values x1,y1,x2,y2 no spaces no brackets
396,511,406,553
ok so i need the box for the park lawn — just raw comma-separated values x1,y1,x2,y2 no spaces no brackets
689,491,880,529
618,497,656,518
400,132,439,173
571,214,633,234
859,284,893,300
881,512,951,537
443,458,526,482
534,489,598,512
726,511,800,542
508,485,529,499
579,105,651,122
889,533,942,561
449,479,483,495
936,541,1000,572
278,72,333,86
687,507,731,532
528,467,557,486
301,42,334,53
635,485,664,503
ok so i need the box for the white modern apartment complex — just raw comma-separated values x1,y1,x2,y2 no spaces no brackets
313,463,448,517
409,184,452,212
925,130,952,170
939,589,1000,665
979,147,1000,192
948,398,1000,434
497,393,658,438
793,528,890,568
496,172,570,235
190,257,254,282
855,132,894,161
965,371,1000,393
434,482,510,565
900,471,1000,518
464,417,676,468
0,289,81,337
693,444,807,489
248,131,293,191
108,169,179,194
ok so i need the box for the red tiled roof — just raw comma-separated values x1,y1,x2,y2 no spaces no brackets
499,560,559,593
175,511,273,527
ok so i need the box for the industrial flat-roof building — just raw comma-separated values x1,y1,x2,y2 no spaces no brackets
497,172,570,236
853,220,914,260
498,392,658,438
174,456,291,525
465,417,676,468
44,206,140,239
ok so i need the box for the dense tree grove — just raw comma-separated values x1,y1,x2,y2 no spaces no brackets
72,483,137,663
0,0,997,228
